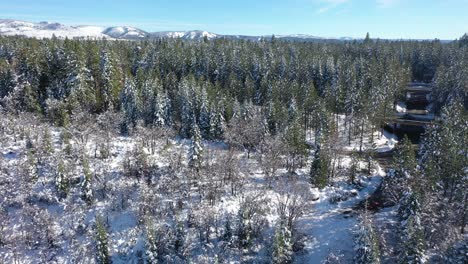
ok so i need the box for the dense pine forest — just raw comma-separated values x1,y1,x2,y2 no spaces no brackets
0,34,467,263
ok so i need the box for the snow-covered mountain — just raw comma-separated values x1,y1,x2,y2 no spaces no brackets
151,30,218,40
102,26,149,39
0,19,354,42
0,19,108,39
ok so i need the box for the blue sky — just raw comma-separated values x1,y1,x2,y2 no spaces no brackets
1,0,467,39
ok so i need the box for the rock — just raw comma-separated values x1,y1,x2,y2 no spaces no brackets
310,188,320,201
311,192,320,201
342,208,353,214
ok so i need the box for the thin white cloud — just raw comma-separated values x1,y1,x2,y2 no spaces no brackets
317,0,349,14
376,0,399,8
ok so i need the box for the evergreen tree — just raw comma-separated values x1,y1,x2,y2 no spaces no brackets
55,158,69,198
382,135,417,203
398,191,425,264
95,216,111,264
236,206,250,248
140,78,157,126
198,88,211,139
223,215,233,243
146,224,158,264
26,149,39,182
81,157,93,204
179,79,195,138
41,127,54,155
99,48,120,111
121,78,140,129
162,90,173,127
174,221,185,255
210,104,226,140
272,219,293,264
284,117,307,174
393,135,417,179
188,123,203,173
354,213,380,264
154,93,166,127
310,149,329,189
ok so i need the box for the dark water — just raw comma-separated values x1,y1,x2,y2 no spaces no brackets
383,125,423,144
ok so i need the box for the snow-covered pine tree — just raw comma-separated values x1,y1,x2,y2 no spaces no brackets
174,221,185,255
162,90,173,127
310,149,329,189
121,78,140,129
284,117,307,174
382,135,417,203
55,158,69,198
0,66,16,100
140,78,157,126
41,126,54,155
223,215,233,243
397,191,425,264
210,104,226,140
288,98,298,122
146,224,158,264
179,79,195,138
354,213,380,264
272,219,293,264
235,206,249,248
99,48,116,111
26,149,38,182
63,46,95,113
81,157,93,204
394,135,417,178
95,216,111,264
188,123,203,173
154,93,166,127
198,88,211,139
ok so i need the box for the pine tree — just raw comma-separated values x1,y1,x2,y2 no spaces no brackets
397,191,425,264
223,215,233,243
210,104,226,140
382,135,417,203
41,127,54,155
179,79,195,138
26,149,38,182
162,90,173,127
121,78,140,129
140,78,157,125
393,135,416,179
95,216,111,264
272,219,293,264
0,67,16,99
236,206,249,248
81,157,93,204
284,117,307,174
354,213,380,264
174,221,185,255
146,225,158,264
99,48,120,111
188,123,203,173
154,93,166,127
55,158,69,198
197,87,211,139
310,149,329,189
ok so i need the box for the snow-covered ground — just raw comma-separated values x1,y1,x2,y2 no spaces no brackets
0,113,398,263
295,162,386,263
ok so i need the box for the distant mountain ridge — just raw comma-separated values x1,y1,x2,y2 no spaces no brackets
3,18,446,42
